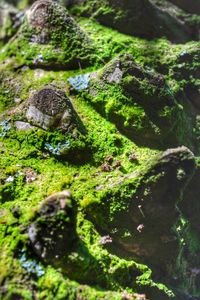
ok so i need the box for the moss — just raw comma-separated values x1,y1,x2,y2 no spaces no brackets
0,4,199,299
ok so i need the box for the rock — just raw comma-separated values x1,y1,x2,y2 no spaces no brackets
170,162,200,297
0,2,24,43
26,86,77,132
168,0,200,14
69,0,193,43
180,165,200,231
28,190,77,266
1,0,95,69
15,121,36,131
27,0,60,44
88,53,188,149
170,46,200,115
85,146,195,272
174,47,200,81
126,147,195,267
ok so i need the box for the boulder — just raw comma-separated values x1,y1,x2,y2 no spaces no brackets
85,146,195,272
28,191,77,265
26,86,78,132
1,0,95,69
88,53,191,149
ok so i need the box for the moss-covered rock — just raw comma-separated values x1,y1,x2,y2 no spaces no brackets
83,53,194,149
83,146,195,277
1,1,200,299
28,190,77,266
69,0,195,43
0,0,96,69
180,163,200,232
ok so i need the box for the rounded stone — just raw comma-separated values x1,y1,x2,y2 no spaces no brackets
26,86,76,131
27,0,51,30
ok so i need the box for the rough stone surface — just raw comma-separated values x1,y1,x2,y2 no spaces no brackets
1,1,200,299
180,166,200,231
2,0,95,69
26,86,77,132
15,121,36,131
168,0,200,14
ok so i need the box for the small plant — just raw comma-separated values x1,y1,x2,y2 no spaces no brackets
68,74,90,91
19,251,45,277
45,140,71,155
0,119,11,137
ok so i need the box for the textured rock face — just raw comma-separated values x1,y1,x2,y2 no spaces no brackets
1,0,200,299
28,191,77,265
181,166,200,231
26,86,77,131
27,0,65,44
126,147,195,266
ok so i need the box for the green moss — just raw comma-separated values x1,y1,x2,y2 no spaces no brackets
0,5,199,299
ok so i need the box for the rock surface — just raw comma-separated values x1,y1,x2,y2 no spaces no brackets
26,86,78,132
28,190,77,266
85,146,195,274
88,53,192,149
168,0,200,14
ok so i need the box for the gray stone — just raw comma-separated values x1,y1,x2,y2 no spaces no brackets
15,121,35,131
26,86,77,132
